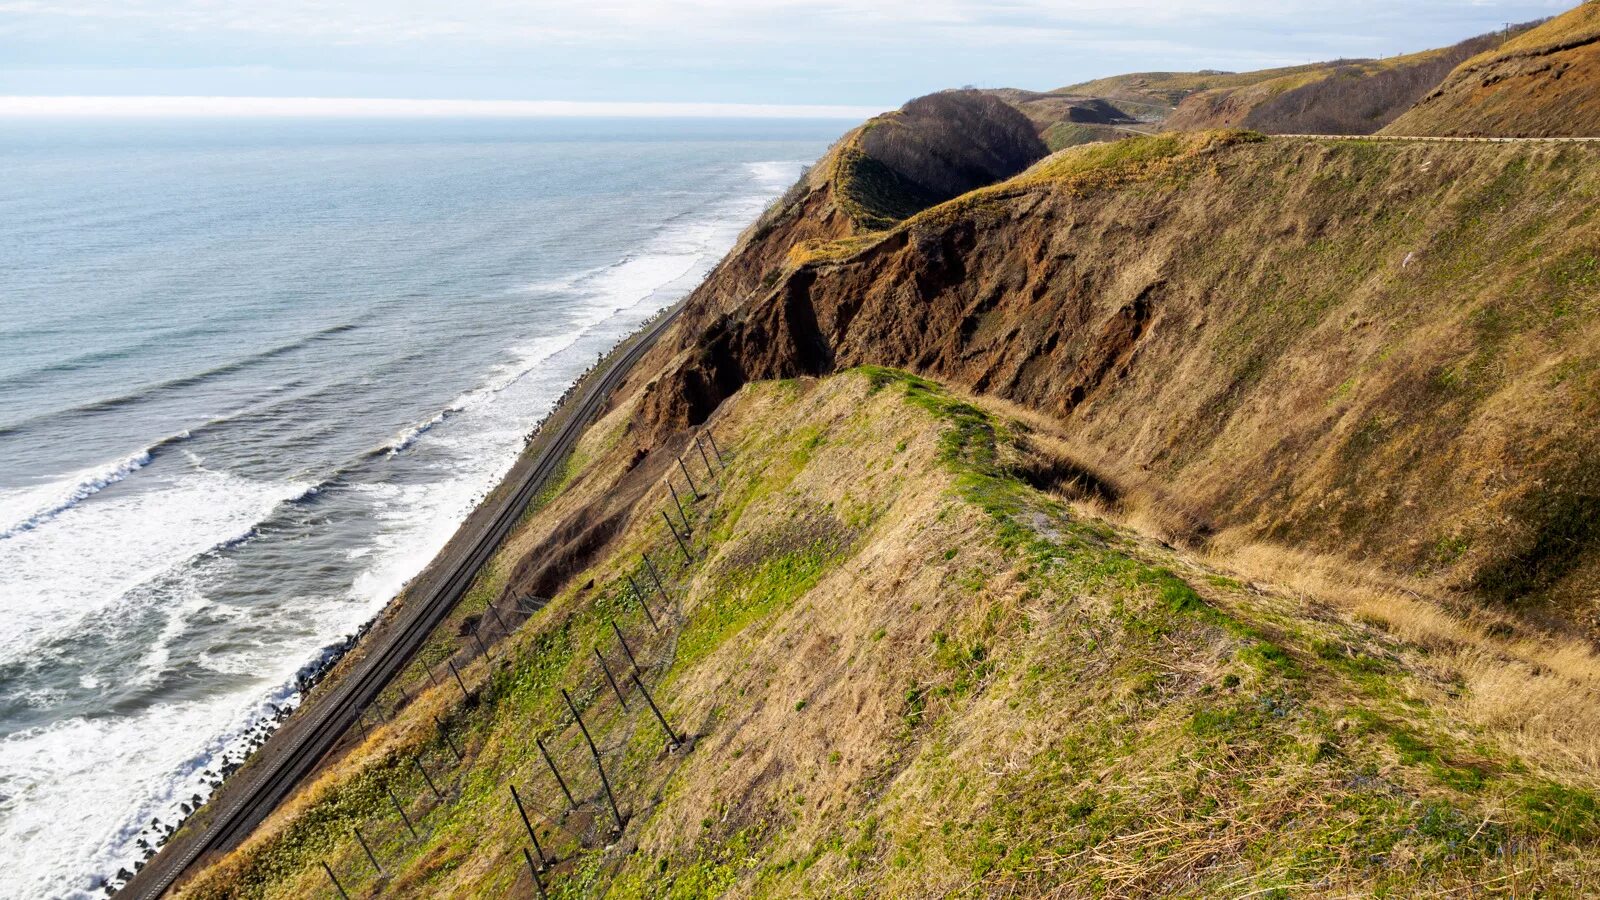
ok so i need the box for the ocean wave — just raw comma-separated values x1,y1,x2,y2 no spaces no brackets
0,434,190,540
0,322,362,435
746,159,807,188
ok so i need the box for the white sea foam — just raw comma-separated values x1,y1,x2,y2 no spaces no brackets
0,448,156,540
0,681,304,900
0,462,312,666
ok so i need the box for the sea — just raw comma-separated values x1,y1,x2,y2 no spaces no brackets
0,116,841,898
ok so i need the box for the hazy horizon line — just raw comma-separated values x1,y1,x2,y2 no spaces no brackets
0,95,887,119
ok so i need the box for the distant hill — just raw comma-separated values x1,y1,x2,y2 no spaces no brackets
1032,21,1542,139
980,89,1139,150
1052,64,1343,112
1385,3,1600,137
1166,27,1529,134
822,90,1047,231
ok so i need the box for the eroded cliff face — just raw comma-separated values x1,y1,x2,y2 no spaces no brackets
637,135,1600,632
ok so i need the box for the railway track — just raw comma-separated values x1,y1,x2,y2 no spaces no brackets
118,304,682,899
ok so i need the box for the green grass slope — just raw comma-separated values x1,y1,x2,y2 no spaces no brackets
179,369,1600,898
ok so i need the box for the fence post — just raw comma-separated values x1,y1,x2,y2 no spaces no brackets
562,689,625,831
610,621,640,676
642,554,671,609
593,646,629,709
471,630,492,661
387,786,417,839
413,756,442,801
353,826,382,876
434,715,463,763
487,601,512,637
425,664,441,689
536,737,576,809
510,785,548,866
631,672,682,748
668,480,691,532
321,861,350,900
523,846,549,899
625,574,660,632
694,435,715,479
705,429,725,464
663,510,692,563
448,660,471,699
676,456,700,500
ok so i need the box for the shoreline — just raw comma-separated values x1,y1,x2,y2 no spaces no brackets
114,299,685,899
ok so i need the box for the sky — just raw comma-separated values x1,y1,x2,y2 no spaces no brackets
0,0,1577,115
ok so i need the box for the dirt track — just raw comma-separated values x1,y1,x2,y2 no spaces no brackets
117,304,683,900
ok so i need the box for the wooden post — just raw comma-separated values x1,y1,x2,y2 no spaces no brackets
663,510,692,563
523,847,549,899
413,756,442,800
668,480,691,532
471,630,492,661
448,659,470,699
610,621,640,676
510,785,547,866
353,826,382,876
594,646,629,709
694,435,715,479
705,429,725,464
321,861,350,900
676,456,700,499
425,664,441,689
536,737,575,809
387,786,417,839
625,574,659,632
562,689,624,831
631,672,682,748
434,715,463,762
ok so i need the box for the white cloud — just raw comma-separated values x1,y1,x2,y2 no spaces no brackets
0,0,1571,47
0,0,1571,103
0,94,885,118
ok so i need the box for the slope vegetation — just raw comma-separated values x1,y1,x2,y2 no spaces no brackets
837,91,1047,231
1166,28,1523,134
176,369,1600,898
1386,3,1600,137
640,132,1600,636
1054,65,1345,113
983,89,1143,150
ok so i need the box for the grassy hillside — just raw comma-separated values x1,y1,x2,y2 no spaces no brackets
1165,28,1525,134
177,369,1600,898
833,91,1047,231
1385,3,1600,137
639,132,1600,639
982,89,1144,150
1053,65,1350,113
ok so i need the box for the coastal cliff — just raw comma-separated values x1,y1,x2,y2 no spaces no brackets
172,10,1600,898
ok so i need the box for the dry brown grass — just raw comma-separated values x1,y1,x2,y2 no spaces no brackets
1209,540,1600,779
181,369,1600,898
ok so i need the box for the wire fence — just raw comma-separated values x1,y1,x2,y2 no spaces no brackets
309,428,730,899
